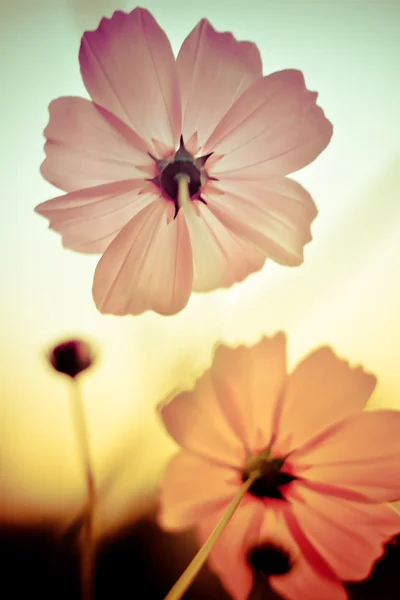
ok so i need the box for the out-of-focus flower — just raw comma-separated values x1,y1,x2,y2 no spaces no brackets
49,339,94,378
158,334,400,600
35,8,332,316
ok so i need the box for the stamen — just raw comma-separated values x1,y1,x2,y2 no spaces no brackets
163,470,260,600
175,173,191,210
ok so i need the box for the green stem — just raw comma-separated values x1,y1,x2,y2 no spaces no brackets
175,173,190,209
164,472,259,600
70,378,96,600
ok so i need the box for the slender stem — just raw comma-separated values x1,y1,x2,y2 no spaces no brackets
175,173,190,209
70,377,96,600
164,472,259,600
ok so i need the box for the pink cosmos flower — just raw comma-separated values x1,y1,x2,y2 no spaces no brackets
158,334,400,599
35,8,332,316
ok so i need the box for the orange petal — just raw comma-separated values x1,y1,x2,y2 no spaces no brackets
256,505,347,600
289,410,400,502
196,498,264,600
271,561,347,600
273,346,376,454
159,368,246,467
158,451,238,530
286,481,400,581
159,334,287,463
210,334,287,453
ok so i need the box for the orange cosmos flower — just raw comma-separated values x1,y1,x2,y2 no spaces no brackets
35,8,332,316
158,334,400,599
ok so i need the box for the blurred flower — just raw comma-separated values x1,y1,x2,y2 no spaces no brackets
49,339,94,378
48,338,96,597
35,8,332,316
158,334,400,600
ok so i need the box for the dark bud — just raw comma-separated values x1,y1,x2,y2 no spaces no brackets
248,544,292,576
49,339,94,378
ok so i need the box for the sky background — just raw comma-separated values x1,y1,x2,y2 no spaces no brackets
1,0,400,539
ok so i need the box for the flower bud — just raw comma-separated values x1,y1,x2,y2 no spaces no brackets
49,339,94,378
248,543,292,576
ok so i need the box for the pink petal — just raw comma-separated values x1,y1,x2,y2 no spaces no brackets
257,506,347,600
210,334,287,453
158,451,239,530
206,177,317,267
40,97,151,192
177,19,262,150
287,482,400,581
273,347,376,455
196,498,264,600
35,180,153,254
289,410,400,502
184,201,266,292
204,69,332,178
159,367,246,467
79,8,181,152
92,199,193,315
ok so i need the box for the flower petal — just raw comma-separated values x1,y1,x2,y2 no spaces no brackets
287,482,400,581
204,69,332,178
92,199,193,315
196,498,264,600
273,347,376,454
290,411,400,502
206,177,317,267
257,505,347,600
158,451,238,530
159,367,246,467
271,561,347,600
210,334,287,453
40,97,151,192
79,8,181,152
35,180,153,254
184,201,266,292
177,19,262,150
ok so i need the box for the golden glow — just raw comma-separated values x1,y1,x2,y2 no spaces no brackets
1,0,400,535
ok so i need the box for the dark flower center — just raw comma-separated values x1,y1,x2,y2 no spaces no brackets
242,450,296,499
149,136,214,216
160,160,202,201
248,544,293,576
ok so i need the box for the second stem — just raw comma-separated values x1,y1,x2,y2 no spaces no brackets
70,378,96,600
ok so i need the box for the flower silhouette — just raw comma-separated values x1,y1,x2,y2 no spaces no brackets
35,8,332,316
158,334,400,599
